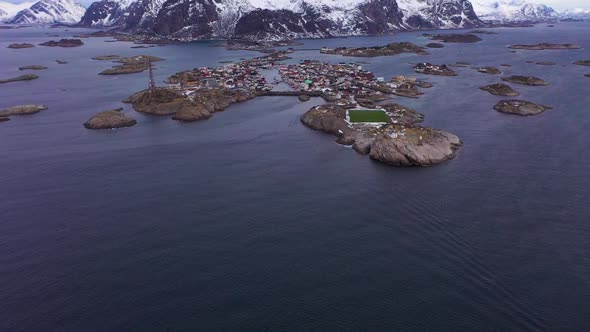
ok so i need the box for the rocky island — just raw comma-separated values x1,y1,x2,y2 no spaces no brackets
574,60,590,66
300,104,461,166
494,100,552,116
502,75,549,86
0,104,48,117
508,43,581,50
99,55,164,75
127,87,254,121
0,74,39,84
124,51,460,166
414,63,457,76
480,83,519,96
84,108,137,129
225,39,301,53
424,33,482,43
18,65,48,71
7,43,35,49
39,39,84,47
389,76,433,98
477,67,501,74
320,42,428,57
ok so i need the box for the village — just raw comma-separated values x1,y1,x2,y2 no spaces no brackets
165,50,434,110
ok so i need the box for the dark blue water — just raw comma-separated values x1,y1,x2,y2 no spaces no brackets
1,24,590,331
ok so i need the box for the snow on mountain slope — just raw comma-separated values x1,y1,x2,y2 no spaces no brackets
8,0,86,24
472,0,558,22
0,1,34,21
78,0,483,40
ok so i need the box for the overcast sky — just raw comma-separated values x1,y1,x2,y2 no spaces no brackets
2,0,589,11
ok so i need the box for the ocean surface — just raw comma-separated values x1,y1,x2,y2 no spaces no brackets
1,23,590,331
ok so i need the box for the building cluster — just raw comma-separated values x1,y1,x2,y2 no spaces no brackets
278,60,384,100
169,51,291,92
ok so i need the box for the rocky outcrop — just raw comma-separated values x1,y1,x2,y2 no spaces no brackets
0,104,48,116
574,60,590,66
7,43,34,49
414,63,457,76
39,39,84,47
127,87,254,120
494,100,551,116
171,103,212,121
127,88,185,115
298,95,311,102
501,75,549,86
99,55,163,75
84,108,137,129
300,103,461,167
477,66,501,74
0,74,39,84
509,43,581,50
369,129,462,166
480,83,519,96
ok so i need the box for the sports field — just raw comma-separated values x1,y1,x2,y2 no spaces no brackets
348,109,389,123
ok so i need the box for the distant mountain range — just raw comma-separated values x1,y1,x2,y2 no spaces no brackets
76,0,484,40
1,0,589,40
0,0,85,24
472,0,558,22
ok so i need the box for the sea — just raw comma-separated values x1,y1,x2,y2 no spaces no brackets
1,23,589,331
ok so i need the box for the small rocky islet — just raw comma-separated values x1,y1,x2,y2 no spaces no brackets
414,63,457,76
7,43,35,49
477,67,501,74
480,83,519,96
39,39,84,47
494,100,552,116
424,33,482,43
84,108,137,129
320,42,428,57
99,55,164,75
574,60,590,66
0,74,39,84
501,75,549,86
0,104,48,117
508,43,581,50
18,65,48,71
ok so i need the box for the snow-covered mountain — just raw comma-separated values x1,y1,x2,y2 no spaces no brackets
0,1,34,21
78,0,483,40
472,0,558,22
5,0,85,24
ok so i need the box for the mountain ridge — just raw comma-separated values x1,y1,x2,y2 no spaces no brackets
77,0,484,40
